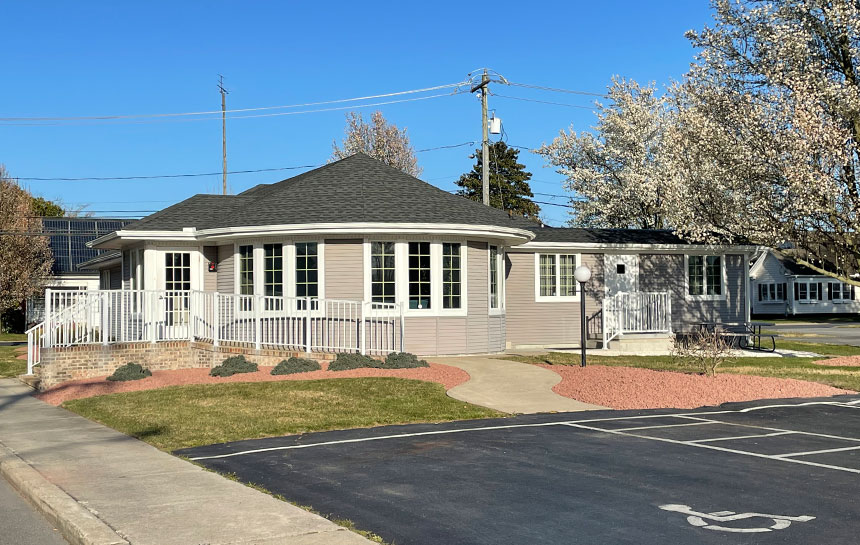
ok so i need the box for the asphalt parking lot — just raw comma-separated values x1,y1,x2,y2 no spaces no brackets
180,396,860,544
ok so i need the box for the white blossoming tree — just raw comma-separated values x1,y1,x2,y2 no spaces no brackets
535,78,672,229
331,111,422,177
665,0,860,281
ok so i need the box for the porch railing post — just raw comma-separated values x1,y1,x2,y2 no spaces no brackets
359,302,366,355
213,292,220,347
304,297,312,353
44,288,52,348
254,295,262,351
188,291,195,342
150,291,157,344
399,304,405,353
101,292,109,346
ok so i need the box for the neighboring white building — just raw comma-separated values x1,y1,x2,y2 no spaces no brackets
750,249,859,316
25,217,132,325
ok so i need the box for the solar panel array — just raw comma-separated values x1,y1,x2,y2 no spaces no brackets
37,218,134,274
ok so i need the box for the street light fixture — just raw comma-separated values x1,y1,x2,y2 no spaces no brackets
574,265,592,367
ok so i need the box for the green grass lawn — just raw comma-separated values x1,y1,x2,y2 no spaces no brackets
505,339,860,393
63,378,503,451
0,333,27,342
0,346,26,378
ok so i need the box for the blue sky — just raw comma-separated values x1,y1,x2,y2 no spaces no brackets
0,1,713,226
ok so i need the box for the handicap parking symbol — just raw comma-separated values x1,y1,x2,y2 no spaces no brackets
659,504,815,533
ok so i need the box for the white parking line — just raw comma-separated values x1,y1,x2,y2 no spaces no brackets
690,431,796,443
188,400,860,462
774,445,860,458
561,423,860,475
604,422,718,432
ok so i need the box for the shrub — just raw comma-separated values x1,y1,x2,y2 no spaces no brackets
328,352,381,371
209,355,258,377
271,357,321,375
383,352,429,369
671,329,734,377
106,362,152,382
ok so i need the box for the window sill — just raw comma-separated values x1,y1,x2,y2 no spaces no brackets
685,295,727,302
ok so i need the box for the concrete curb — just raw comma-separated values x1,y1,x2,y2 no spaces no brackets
0,442,128,545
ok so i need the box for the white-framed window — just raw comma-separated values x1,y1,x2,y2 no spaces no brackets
408,242,432,310
238,245,254,296
370,241,396,304
685,255,725,300
757,282,786,302
364,240,468,316
295,242,319,310
534,253,580,302
489,245,500,310
794,280,822,303
164,252,191,291
828,281,855,303
441,242,462,309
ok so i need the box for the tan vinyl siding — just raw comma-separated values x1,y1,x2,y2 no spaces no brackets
324,239,363,300
639,254,745,330
403,317,438,355
466,241,489,354
202,246,218,292
216,245,234,293
505,252,604,347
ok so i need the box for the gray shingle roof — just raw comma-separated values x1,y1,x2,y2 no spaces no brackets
118,153,736,248
124,153,530,232
528,226,692,244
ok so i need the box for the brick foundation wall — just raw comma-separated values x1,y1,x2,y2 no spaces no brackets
37,341,338,390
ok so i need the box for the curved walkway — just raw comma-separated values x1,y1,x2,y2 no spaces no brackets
432,356,606,414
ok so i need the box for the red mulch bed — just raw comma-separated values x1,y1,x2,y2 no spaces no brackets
36,361,469,406
814,356,860,367
540,364,852,410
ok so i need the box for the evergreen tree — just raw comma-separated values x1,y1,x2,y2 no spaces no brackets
31,196,64,217
455,142,540,220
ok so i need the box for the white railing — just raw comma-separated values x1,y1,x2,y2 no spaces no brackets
26,288,405,374
25,322,44,375
603,291,672,347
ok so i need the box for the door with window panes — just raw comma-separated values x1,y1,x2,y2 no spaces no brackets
163,252,191,337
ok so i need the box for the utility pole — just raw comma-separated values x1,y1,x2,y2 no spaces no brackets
470,69,491,206
218,75,229,195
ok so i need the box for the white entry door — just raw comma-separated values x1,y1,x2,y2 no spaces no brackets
605,254,639,296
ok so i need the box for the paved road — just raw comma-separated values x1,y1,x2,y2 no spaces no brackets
0,475,67,545
769,322,860,345
181,396,860,545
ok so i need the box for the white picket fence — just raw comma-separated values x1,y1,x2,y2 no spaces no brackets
602,291,672,347
26,289,404,374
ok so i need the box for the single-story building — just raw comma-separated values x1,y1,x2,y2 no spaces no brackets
28,154,756,386
750,248,858,316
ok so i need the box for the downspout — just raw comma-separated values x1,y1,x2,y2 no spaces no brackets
743,252,751,324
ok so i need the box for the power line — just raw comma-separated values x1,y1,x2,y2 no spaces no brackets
492,94,596,110
1,93,462,126
506,82,607,98
15,164,321,181
0,83,467,122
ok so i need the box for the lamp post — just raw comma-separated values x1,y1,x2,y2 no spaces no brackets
574,265,592,367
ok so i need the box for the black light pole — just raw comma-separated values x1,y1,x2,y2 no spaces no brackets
574,265,592,367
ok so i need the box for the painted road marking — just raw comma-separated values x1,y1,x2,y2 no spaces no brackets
689,431,796,443
603,422,718,432
659,504,814,533
774,445,860,458
188,400,860,462
561,423,860,474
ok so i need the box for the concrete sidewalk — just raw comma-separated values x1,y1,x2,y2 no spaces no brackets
0,379,370,545
433,356,605,413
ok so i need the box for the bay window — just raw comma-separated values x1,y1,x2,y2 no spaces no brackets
489,245,499,309
238,245,254,296
442,243,461,309
371,242,396,304
408,242,432,309
295,242,319,310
